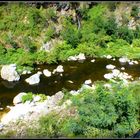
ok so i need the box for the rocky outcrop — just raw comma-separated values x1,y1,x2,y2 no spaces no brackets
25,72,42,85
1,91,64,125
1,64,20,82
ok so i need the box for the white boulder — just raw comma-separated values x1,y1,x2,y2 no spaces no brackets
91,59,95,63
104,73,114,79
43,69,51,77
1,64,20,82
106,55,112,59
68,56,77,61
133,60,138,64
119,57,129,63
112,69,120,77
22,70,31,75
69,90,79,96
77,53,86,60
84,79,92,85
56,65,64,73
13,92,27,105
121,67,125,70
106,64,116,70
129,61,134,65
25,72,42,85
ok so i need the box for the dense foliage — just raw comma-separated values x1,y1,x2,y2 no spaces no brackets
24,80,140,138
0,2,140,71
0,2,140,138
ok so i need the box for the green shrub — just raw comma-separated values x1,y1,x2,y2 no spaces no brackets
37,94,48,102
84,126,115,138
66,81,139,138
22,92,34,103
131,5,139,18
116,26,134,44
61,18,81,48
132,39,140,47
44,25,55,42
27,112,65,138
46,7,56,20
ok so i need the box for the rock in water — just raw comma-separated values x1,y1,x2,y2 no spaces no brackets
77,53,86,60
13,92,27,105
1,64,20,82
104,73,114,79
91,59,95,63
106,55,112,59
43,69,51,77
56,65,64,73
119,57,129,63
68,56,77,61
25,72,42,85
84,79,92,85
106,64,116,70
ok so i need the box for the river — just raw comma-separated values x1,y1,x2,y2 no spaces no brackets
1,57,140,119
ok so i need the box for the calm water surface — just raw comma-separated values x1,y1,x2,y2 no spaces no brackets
1,57,140,118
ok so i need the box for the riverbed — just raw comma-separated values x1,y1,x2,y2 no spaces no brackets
1,57,140,119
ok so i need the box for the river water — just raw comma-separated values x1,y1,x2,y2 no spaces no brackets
1,57,140,118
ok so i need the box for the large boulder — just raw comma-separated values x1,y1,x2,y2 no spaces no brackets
1,64,20,82
25,72,42,85
13,92,27,105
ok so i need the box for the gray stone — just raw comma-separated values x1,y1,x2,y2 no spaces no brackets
106,55,112,59
91,59,95,63
84,79,92,85
106,64,116,70
25,72,42,85
104,73,114,79
119,57,129,63
43,69,51,77
1,64,20,82
56,65,64,73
